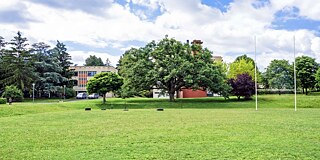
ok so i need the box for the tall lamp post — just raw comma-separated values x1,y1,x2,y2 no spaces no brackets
63,85,66,101
32,83,35,103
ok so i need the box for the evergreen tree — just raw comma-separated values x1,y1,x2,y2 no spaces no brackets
31,42,65,97
0,31,37,94
51,41,74,87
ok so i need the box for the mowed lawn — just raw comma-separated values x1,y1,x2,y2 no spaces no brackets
0,95,319,159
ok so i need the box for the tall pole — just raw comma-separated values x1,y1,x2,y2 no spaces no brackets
255,36,258,111
32,83,35,103
64,85,66,101
294,36,297,111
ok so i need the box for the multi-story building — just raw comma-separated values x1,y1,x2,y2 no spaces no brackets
69,66,117,94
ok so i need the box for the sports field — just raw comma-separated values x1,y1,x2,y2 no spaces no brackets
0,95,319,159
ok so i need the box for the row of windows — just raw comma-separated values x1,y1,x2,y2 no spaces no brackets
78,84,86,88
74,71,97,77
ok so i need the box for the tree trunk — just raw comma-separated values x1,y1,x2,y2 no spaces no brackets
169,92,175,102
237,96,240,100
278,89,281,95
176,90,180,98
306,88,308,95
302,88,305,94
103,94,106,104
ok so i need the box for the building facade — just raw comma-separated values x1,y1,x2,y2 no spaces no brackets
69,66,117,95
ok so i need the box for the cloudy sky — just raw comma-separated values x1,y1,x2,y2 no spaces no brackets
0,0,319,70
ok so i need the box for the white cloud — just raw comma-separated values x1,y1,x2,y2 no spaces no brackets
0,0,319,70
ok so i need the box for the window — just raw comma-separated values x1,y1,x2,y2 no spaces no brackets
88,71,97,76
74,71,78,76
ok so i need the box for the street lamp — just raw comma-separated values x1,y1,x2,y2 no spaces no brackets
32,83,35,103
63,85,66,101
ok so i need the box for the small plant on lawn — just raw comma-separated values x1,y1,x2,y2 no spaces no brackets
2,85,23,102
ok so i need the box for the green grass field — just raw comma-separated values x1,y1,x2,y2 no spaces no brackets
0,95,319,159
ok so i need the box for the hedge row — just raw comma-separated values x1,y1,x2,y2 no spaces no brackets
258,89,302,95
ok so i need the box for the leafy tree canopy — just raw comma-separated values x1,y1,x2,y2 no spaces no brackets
85,55,104,66
296,56,318,95
118,36,229,101
228,73,255,100
265,59,293,94
87,72,123,104
2,85,23,101
228,58,255,79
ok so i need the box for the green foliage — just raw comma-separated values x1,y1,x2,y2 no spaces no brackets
229,54,261,82
85,55,104,66
228,58,255,79
118,36,228,101
265,59,293,93
315,68,320,90
296,56,319,95
0,98,6,104
0,33,74,99
51,41,73,82
0,31,37,92
2,85,23,101
235,54,255,66
31,42,67,97
87,72,123,104
65,88,76,98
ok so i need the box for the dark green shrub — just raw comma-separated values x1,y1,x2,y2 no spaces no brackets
65,88,76,98
0,98,6,104
2,85,23,102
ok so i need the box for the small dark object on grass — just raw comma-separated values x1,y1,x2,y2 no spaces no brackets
85,108,91,111
157,108,164,111
101,108,107,110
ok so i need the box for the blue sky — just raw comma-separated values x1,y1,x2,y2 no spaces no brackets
0,0,319,69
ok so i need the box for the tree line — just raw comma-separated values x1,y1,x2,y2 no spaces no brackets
113,36,320,102
0,31,74,100
1,33,319,102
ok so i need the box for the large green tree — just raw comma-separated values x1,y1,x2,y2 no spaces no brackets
86,72,123,104
31,42,66,97
296,56,318,95
118,36,228,101
0,32,37,93
228,73,255,100
51,41,74,87
265,59,293,94
85,55,104,66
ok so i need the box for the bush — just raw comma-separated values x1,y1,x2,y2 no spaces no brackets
65,88,76,98
2,85,23,102
0,98,6,104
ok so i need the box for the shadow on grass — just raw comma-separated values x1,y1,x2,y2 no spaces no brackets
93,97,254,109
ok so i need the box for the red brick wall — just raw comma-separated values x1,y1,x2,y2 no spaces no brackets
181,89,207,98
